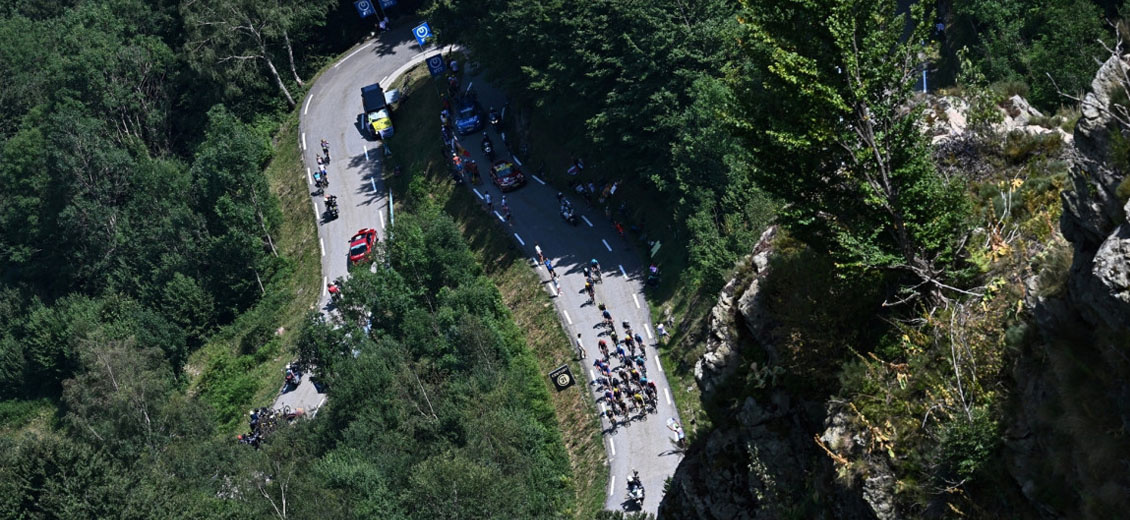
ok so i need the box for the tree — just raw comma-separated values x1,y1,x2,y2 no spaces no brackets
181,0,334,107
730,0,969,302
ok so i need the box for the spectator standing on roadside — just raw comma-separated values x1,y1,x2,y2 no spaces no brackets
544,258,557,278
534,243,544,263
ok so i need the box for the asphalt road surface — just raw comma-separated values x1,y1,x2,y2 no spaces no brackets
291,23,683,515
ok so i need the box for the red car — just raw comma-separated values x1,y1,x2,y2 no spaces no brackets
348,228,378,264
490,160,526,192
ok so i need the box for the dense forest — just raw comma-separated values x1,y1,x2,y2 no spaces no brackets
3,0,1128,517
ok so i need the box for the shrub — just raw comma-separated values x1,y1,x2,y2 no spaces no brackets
937,405,1000,481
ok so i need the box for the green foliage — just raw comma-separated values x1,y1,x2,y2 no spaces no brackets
297,213,574,518
731,0,969,294
936,406,1001,481
945,0,1108,109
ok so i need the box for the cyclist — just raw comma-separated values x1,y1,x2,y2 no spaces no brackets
601,309,612,327
598,339,609,360
590,258,602,282
321,139,330,159
584,281,595,301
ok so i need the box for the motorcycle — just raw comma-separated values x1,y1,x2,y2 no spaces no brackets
481,133,496,161
323,195,339,221
560,200,578,226
489,107,502,133
626,474,645,508
284,364,301,388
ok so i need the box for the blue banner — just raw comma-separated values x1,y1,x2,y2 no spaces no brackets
425,55,446,77
413,22,433,47
353,0,376,19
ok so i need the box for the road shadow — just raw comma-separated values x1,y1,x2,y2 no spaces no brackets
369,23,417,58
345,152,386,207
620,498,644,512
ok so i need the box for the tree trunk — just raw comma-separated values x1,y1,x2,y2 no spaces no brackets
283,29,304,87
263,54,295,107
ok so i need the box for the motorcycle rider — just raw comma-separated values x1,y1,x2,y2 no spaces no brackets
481,132,495,160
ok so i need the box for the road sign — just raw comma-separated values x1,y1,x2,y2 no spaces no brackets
425,54,446,77
413,22,433,47
549,364,576,392
353,0,376,18
378,0,397,8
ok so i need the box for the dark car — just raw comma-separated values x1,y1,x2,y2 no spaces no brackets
453,95,483,135
348,228,378,264
490,160,526,192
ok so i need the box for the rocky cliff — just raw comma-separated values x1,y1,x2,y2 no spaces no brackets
661,53,1130,520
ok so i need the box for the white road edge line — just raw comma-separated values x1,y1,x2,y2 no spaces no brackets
336,43,370,67
609,476,616,497
602,239,612,252
301,133,306,151
599,402,606,413
303,95,312,115
379,212,384,229
364,146,369,161
632,294,640,309
472,188,483,199
589,369,595,380
609,438,616,457
494,210,505,223
531,175,546,185
562,310,573,324
514,233,525,246
581,215,594,227
306,168,312,184
619,264,627,277
655,356,664,373
313,202,319,220
319,238,325,257
371,178,377,192
512,155,523,166
322,276,328,295
645,323,654,339
665,387,672,405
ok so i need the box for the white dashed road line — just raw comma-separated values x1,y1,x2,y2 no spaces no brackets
301,132,306,151
619,264,627,277
589,369,595,380
473,188,483,199
655,356,664,373
645,323,653,339
303,95,312,116
632,294,640,309
514,233,525,246
512,155,523,166
609,476,616,497
379,212,384,229
319,238,325,257
336,43,370,67
312,202,319,220
562,309,573,325
371,178,377,192
609,438,616,457
306,167,312,184
602,239,612,252
322,276,328,295
665,387,672,405
364,145,369,161
494,211,505,223
531,175,546,185
582,215,594,227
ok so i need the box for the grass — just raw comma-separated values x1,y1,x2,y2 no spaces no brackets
383,65,608,519
186,111,322,432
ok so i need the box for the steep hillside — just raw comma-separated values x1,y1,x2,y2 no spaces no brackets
659,50,1130,519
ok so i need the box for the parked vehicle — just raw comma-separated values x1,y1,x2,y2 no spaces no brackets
361,84,394,139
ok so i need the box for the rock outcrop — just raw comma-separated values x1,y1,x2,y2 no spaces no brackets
1059,52,1130,333
693,226,777,399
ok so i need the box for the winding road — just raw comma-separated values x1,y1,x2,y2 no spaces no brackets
281,23,683,515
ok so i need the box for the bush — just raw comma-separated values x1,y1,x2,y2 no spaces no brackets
937,405,1000,481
